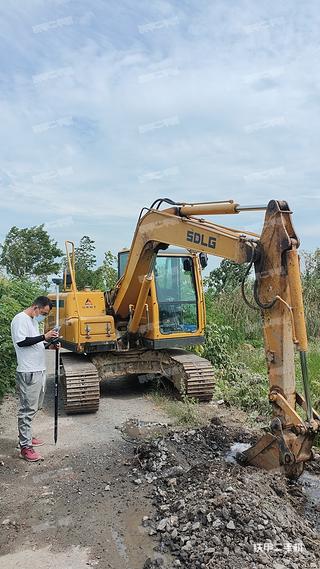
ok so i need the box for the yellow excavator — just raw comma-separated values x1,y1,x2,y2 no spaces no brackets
47,198,320,478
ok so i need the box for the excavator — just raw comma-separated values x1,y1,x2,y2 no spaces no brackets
47,198,320,478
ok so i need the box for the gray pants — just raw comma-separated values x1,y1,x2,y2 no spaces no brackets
16,371,46,448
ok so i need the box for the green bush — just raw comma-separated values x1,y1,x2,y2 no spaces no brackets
0,278,43,398
205,286,262,347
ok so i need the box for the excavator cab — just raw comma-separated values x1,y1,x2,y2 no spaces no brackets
154,253,198,335
118,248,204,344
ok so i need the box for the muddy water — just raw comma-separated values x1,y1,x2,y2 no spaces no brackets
225,442,252,464
299,471,320,530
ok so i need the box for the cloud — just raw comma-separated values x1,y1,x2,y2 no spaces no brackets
0,0,319,263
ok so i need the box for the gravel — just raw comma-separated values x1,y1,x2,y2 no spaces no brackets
137,418,320,569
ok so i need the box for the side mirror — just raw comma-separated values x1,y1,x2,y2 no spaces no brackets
199,253,208,269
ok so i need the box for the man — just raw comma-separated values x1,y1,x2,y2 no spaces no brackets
11,296,59,462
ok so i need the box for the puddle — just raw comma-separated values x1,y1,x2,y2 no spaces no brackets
299,471,320,530
120,419,169,441
225,442,251,464
111,527,129,566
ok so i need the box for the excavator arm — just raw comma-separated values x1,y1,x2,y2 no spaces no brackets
112,198,320,478
112,199,257,318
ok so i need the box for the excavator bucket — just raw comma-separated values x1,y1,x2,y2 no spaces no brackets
239,420,315,479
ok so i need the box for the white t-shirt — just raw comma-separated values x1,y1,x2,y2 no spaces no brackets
11,311,46,373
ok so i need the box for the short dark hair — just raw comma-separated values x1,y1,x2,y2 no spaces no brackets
32,296,53,310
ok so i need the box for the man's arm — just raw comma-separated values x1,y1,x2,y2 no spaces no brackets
17,335,45,347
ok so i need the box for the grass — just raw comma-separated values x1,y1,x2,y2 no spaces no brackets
149,341,320,430
295,341,320,408
224,340,320,423
149,390,202,427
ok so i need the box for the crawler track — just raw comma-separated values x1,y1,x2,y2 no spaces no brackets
92,349,215,402
60,349,215,413
61,353,100,414
167,351,215,401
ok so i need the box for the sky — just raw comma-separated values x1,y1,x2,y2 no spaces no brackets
0,0,320,273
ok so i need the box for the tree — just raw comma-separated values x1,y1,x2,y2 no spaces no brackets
100,250,118,290
73,238,118,291
75,236,97,289
75,236,96,271
0,225,63,283
302,249,320,282
204,259,249,294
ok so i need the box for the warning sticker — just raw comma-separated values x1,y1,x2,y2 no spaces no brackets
84,298,94,308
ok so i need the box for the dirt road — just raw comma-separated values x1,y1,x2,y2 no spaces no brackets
1,352,320,569
0,351,171,569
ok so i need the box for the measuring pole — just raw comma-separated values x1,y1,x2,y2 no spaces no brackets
54,280,60,444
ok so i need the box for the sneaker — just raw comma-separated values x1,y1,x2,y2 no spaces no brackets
32,437,44,447
20,447,43,462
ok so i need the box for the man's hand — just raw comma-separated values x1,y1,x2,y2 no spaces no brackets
48,342,61,350
44,329,59,341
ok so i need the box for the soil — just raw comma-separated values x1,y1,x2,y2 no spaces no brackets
0,352,170,569
133,419,320,569
0,351,319,569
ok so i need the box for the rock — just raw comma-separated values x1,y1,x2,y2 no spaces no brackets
157,519,168,532
222,547,230,555
133,479,142,485
170,515,179,526
222,507,230,521
192,521,201,530
134,423,320,569
181,540,193,551
104,485,110,491
163,466,184,478
226,521,236,530
181,522,191,532
143,559,156,569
